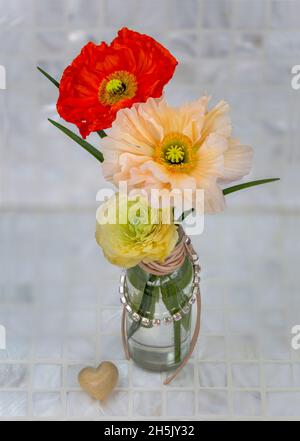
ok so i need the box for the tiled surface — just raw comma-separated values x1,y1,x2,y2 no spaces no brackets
0,0,300,420
0,209,298,420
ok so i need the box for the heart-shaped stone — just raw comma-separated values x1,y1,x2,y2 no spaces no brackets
78,361,119,401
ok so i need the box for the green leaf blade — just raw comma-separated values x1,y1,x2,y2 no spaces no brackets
177,179,279,222
223,178,280,195
37,66,59,88
48,119,104,163
37,67,109,141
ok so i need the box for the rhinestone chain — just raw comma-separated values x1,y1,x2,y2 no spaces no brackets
119,247,200,327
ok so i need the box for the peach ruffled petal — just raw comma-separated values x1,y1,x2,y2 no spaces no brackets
219,138,253,183
201,100,232,143
191,133,227,181
201,178,226,214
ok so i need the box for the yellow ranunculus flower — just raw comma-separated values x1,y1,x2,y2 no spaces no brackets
95,194,178,268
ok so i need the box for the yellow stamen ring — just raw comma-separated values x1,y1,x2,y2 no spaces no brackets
165,145,185,164
156,132,194,172
106,78,125,95
98,71,137,106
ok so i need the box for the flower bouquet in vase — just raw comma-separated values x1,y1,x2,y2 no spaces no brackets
38,28,279,384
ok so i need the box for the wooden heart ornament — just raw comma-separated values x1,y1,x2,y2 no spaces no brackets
78,361,119,401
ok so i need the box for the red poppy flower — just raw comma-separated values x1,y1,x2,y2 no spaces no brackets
57,28,178,138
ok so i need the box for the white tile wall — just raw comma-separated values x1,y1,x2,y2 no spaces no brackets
0,0,299,420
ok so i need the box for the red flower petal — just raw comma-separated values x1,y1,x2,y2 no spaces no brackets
57,28,178,138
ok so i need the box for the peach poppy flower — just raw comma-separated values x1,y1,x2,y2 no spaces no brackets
101,96,253,213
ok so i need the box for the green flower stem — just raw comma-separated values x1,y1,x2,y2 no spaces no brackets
127,274,157,339
173,321,181,364
127,263,192,364
97,130,107,138
160,278,183,364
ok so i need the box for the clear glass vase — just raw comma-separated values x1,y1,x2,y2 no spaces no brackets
122,257,195,372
